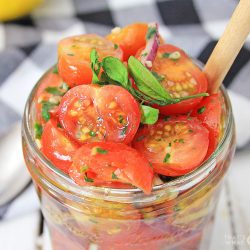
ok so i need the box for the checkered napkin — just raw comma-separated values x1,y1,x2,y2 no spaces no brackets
0,0,250,249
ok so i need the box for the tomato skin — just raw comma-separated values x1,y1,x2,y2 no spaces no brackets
152,44,208,115
58,34,123,87
58,84,140,144
191,94,222,159
132,116,209,176
69,142,154,194
41,119,79,174
106,23,148,61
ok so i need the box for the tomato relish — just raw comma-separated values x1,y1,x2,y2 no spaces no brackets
34,23,222,194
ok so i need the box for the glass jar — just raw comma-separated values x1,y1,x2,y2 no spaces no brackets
22,70,236,250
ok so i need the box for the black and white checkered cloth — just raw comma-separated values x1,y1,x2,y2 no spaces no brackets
0,0,250,249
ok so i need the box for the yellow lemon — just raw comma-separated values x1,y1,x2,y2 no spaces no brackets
0,0,42,21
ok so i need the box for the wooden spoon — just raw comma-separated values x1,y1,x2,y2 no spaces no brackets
204,0,250,94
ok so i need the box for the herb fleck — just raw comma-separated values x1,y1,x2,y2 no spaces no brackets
120,126,128,136
52,65,58,74
34,123,43,139
84,175,94,183
189,129,194,133
112,172,118,179
67,53,74,56
96,147,108,154
197,106,206,114
178,139,185,143
114,44,118,49
163,153,171,163
89,131,96,137
164,116,171,121
146,26,157,40
80,165,89,173
45,87,64,96
41,101,57,121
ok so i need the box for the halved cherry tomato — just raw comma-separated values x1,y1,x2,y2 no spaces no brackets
35,69,66,123
152,44,208,115
132,116,209,176
58,34,123,86
58,85,140,144
191,94,222,159
106,23,148,61
69,142,154,194
41,119,79,173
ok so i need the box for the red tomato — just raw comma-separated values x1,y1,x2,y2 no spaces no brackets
58,85,140,144
106,23,148,61
152,44,208,115
191,94,222,159
69,142,154,194
132,116,209,176
35,70,65,123
41,119,79,173
58,34,123,87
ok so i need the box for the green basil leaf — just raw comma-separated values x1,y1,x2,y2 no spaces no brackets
102,56,128,88
141,105,159,124
90,49,102,84
128,56,172,101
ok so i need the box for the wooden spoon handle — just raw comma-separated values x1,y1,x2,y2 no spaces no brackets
204,0,250,94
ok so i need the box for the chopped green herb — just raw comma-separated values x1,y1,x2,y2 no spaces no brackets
149,162,153,168
41,101,57,122
136,135,146,141
89,218,98,224
197,106,206,114
118,115,124,124
146,26,157,40
173,139,178,143
189,129,194,133
57,123,63,128
84,175,94,183
52,65,58,74
34,123,43,139
187,117,193,120
178,139,185,143
112,172,118,179
67,53,74,56
90,49,102,84
80,165,89,173
163,153,171,163
89,131,96,137
59,82,70,91
96,147,108,154
141,52,148,57
162,52,171,58
162,51,181,61
114,44,118,49
152,71,165,82
168,142,172,147
45,87,64,96
120,126,128,136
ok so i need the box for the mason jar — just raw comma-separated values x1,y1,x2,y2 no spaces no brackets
22,69,236,250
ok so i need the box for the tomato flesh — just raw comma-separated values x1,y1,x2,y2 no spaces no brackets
132,116,209,176
58,85,140,144
69,142,154,194
106,23,148,61
191,94,222,159
41,119,79,173
58,34,123,86
152,44,208,115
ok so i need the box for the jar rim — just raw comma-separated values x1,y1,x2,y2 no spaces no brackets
22,67,234,202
